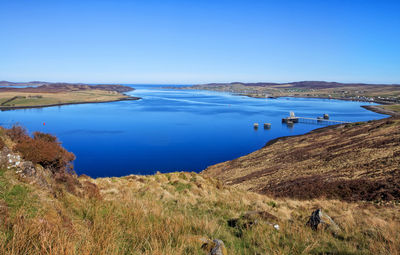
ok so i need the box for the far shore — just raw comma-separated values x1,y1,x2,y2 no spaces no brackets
0,82,140,111
168,84,400,118
0,96,141,111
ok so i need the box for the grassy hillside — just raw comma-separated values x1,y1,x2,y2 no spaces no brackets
203,117,400,202
0,125,399,254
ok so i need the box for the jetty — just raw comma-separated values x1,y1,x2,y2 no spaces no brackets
282,112,350,125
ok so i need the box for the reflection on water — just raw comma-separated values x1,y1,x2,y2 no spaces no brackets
0,85,387,177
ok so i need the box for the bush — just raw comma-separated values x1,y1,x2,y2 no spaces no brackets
6,125,29,142
14,130,75,174
32,132,57,143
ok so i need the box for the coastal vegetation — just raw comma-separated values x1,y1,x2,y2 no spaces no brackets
0,82,139,110
0,121,399,254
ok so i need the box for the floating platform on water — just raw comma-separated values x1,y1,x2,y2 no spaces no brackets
282,112,349,125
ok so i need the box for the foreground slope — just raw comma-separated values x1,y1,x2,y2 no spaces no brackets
203,117,400,202
0,126,399,254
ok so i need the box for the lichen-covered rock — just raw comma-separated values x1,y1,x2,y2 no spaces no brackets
19,161,36,177
200,238,228,255
18,161,50,188
306,208,340,233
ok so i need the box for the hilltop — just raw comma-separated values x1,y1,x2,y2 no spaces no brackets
0,123,399,254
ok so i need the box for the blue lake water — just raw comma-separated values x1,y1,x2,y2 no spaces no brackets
0,85,387,177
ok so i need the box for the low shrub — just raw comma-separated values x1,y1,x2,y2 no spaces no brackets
5,125,29,142
12,128,75,174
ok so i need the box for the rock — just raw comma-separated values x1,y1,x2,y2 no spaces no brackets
200,238,227,255
306,208,340,233
20,161,36,177
18,161,50,188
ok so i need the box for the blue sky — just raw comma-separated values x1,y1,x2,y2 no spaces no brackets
1,0,399,84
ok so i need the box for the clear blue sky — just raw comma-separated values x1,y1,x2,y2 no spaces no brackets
1,0,399,84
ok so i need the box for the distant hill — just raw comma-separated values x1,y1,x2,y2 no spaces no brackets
198,81,400,89
0,81,51,86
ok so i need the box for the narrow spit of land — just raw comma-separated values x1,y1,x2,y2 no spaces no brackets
362,105,400,117
0,82,140,110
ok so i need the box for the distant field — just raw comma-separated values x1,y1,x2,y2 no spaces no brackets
0,90,132,109
382,104,400,113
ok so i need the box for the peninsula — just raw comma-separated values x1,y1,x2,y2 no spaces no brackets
0,82,140,110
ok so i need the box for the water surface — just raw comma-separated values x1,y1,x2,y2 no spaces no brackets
0,85,386,177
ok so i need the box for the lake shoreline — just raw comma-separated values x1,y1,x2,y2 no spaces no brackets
0,96,141,111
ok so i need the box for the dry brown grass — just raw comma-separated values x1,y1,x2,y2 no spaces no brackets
1,168,400,254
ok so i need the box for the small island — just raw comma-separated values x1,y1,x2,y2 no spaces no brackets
0,82,140,110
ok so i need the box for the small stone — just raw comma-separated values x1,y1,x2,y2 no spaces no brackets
200,238,228,255
306,208,340,233
210,239,227,255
